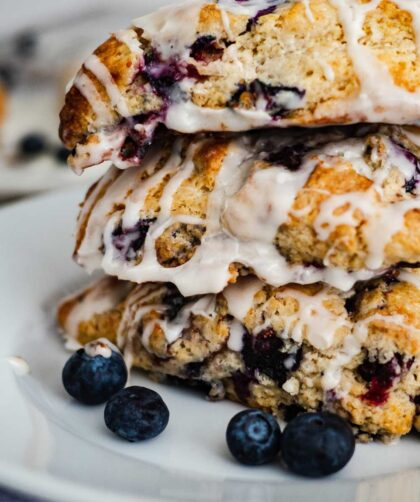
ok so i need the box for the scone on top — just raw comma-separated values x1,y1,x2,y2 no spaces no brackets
59,0,420,172
57,270,420,441
73,125,420,296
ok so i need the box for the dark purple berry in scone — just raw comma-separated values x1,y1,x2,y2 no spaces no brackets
244,6,276,33
190,36,224,63
112,218,156,261
55,146,71,164
162,285,188,320
357,353,411,406
404,176,418,194
104,386,169,442
18,133,47,157
62,340,128,405
226,409,281,465
242,328,302,386
281,412,355,477
265,144,308,171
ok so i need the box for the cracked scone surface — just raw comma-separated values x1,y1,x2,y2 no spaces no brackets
59,0,420,171
74,125,420,296
58,271,420,440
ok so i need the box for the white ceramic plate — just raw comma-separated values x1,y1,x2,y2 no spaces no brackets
0,189,419,502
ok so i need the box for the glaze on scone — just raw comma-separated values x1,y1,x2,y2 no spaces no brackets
57,270,420,441
74,125,420,296
59,0,420,172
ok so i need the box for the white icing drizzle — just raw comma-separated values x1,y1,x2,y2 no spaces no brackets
302,0,315,22
223,157,317,241
217,0,286,16
228,319,245,351
84,338,119,359
165,101,273,135
84,55,130,117
113,29,144,57
73,72,114,124
133,0,206,59
76,132,420,295
318,58,335,82
399,269,420,288
224,276,264,321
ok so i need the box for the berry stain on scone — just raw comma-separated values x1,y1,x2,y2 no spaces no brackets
73,125,420,296
59,0,420,171
57,271,420,441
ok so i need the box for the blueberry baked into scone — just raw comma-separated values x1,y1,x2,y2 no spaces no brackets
59,0,420,171
58,0,420,442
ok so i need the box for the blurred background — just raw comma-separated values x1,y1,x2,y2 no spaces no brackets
0,0,172,205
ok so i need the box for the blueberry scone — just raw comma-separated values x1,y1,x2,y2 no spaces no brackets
59,0,420,171
74,125,420,296
57,270,420,441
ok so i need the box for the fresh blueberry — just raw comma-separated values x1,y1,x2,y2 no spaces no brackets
18,133,47,157
54,146,70,164
62,340,128,405
104,386,170,442
226,409,281,465
281,412,355,477
0,64,17,88
14,31,37,58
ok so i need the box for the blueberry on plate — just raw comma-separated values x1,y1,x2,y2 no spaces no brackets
226,409,281,465
104,386,169,442
62,339,128,405
18,133,47,157
54,146,71,164
14,31,37,58
281,412,355,477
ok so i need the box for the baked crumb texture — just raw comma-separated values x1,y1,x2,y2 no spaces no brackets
57,271,420,442
59,0,420,171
